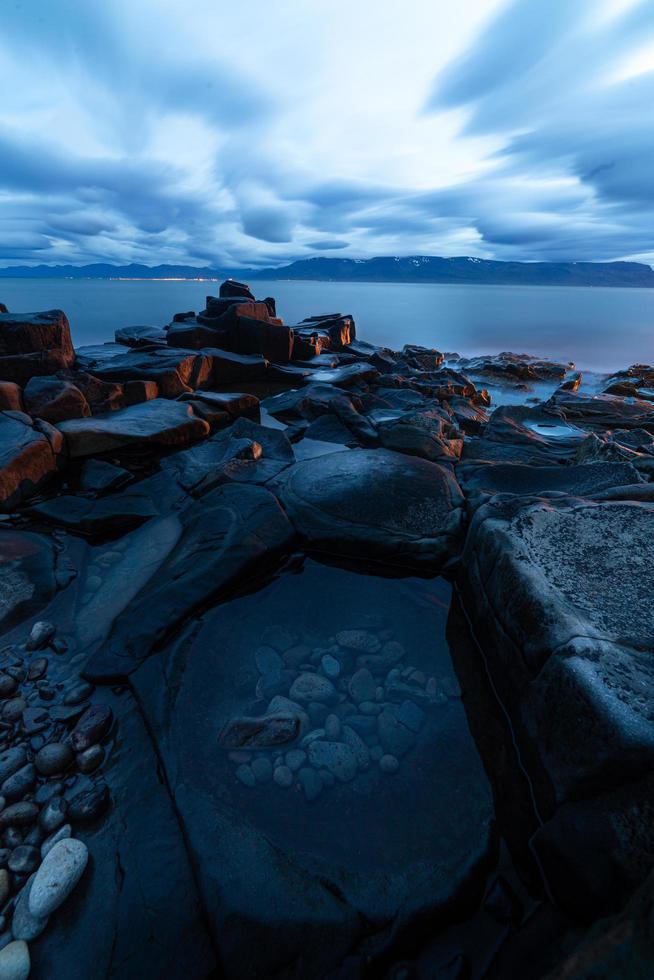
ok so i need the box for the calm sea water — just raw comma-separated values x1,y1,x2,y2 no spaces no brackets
1,278,653,372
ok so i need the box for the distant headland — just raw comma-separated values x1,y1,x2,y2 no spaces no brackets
1,255,654,287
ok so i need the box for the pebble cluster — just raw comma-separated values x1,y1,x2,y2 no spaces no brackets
224,624,460,802
0,620,113,979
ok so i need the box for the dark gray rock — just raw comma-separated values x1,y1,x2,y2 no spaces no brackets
0,310,75,385
0,411,59,509
57,398,210,457
278,449,464,570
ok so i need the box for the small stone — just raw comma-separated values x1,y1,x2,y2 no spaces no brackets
219,713,300,749
1,701,25,724
289,673,336,705
255,669,295,701
298,767,322,802
397,700,425,733
21,707,49,735
359,701,381,716
38,797,68,834
35,743,73,777
348,668,376,703
0,677,17,699
0,749,27,786
40,824,71,860
273,766,293,788
0,767,35,803
341,726,370,770
320,655,340,679
27,658,48,681
284,750,306,772
8,845,39,875
67,783,110,821
64,682,94,706
26,622,55,652
235,765,256,788
254,646,283,675
34,782,63,806
76,745,104,774
346,715,377,737
336,631,380,654
377,711,415,758
228,751,252,764
2,830,21,850
10,877,48,941
324,714,341,741
0,940,30,980
70,704,113,752
379,754,400,774
251,757,273,783
307,742,358,782
0,870,8,905
29,838,88,918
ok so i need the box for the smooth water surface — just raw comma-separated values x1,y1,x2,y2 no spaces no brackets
1,277,653,371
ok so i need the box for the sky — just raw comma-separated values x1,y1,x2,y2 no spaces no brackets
0,0,653,268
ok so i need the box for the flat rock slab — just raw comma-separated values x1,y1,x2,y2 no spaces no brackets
26,491,158,538
131,561,494,978
0,411,58,509
461,495,654,805
457,460,644,498
86,483,296,679
278,448,464,570
74,347,212,397
56,399,210,457
550,390,654,431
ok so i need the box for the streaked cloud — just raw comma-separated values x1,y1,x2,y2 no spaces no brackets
0,0,652,265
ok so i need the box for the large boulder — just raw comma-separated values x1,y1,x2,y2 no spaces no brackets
278,448,465,569
547,390,654,431
0,310,74,384
0,411,59,509
56,399,209,457
457,460,644,499
0,381,24,412
460,495,654,908
23,377,91,423
219,278,255,300
74,346,212,398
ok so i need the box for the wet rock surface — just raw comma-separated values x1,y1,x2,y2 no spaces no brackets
0,281,652,977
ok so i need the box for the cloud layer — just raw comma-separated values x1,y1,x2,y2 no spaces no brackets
0,0,652,266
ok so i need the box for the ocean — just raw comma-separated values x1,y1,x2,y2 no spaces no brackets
1,278,653,373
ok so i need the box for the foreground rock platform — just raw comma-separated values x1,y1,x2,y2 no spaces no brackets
0,283,653,977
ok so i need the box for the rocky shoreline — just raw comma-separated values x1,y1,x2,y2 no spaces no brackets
0,281,652,978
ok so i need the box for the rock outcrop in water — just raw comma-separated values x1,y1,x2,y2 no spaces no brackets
0,282,652,978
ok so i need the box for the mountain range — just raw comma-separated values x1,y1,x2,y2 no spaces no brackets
1,256,653,287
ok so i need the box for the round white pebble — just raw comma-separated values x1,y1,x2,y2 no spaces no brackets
28,838,88,918
273,765,293,788
0,939,30,980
